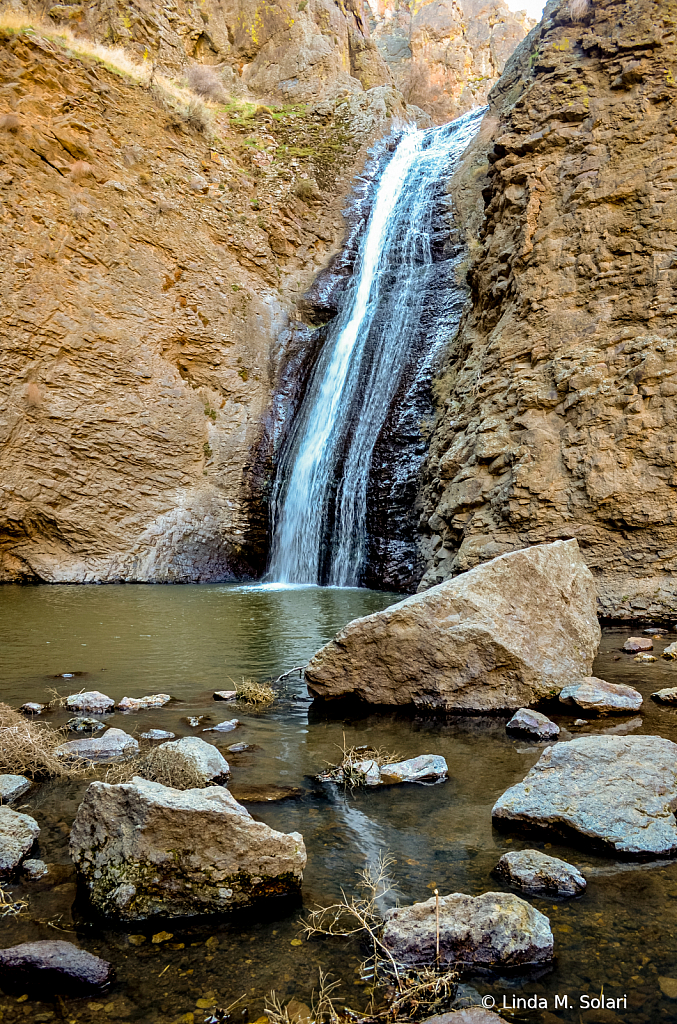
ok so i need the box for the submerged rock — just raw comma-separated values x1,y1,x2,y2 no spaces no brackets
69,777,306,919
140,730,175,740
67,717,106,734
203,719,240,733
623,637,653,653
0,939,112,992
22,858,49,880
651,688,677,704
117,694,171,712
495,850,586,897
634,654,657,663
19,703,46,715
0,808,40,874
214,690,237,701
227,742,252,753
0,775,31,804
157,736,229,783
305,541,600,712
663,642,677,660
492,735,677,856
506,709,559,740
382,891,553,967
65,691,114,714
559,677,642,714
185,716,209,728
55,728,139,763
229,785,305,803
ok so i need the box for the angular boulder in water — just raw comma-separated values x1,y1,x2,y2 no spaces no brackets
506,708,559,740
652,687,677,704
156,736,229,783
65,691,114,714
381,891,553,967
55,728,138,762
0,939,112,992
117,694,171,712
69,777,306,919
559,677,642,714
0,808,40,874
305,541,600,712
495,850,586,897
492,735,677,856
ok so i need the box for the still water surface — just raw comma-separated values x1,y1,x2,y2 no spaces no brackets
1,584,677,1023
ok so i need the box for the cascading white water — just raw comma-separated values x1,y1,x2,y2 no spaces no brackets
269,109,485,587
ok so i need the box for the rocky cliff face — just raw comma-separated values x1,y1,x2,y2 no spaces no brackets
0,20,410,582
419,0,677,619
366,0,534,122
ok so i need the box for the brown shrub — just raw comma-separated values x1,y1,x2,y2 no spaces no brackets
0,703,84,779
184,65,226,102
103,743,210,790
0,112,20,132
570,0,591,18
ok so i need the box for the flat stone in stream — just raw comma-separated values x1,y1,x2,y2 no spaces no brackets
559,677,642,714
69,776,306,919
0,808,40,874
117,694,171,711
214,690,237,701
55,728,139,762
0,939,112,992
506,708,559,740
65,691,114,714
67,716,106,734
382,891,553,967
203,719,240,733
623,637,653,653
305,540,600,712
492,735,677,856
0,775,31,804
141,729,175,740
157,736,229,783
495,850,586,897
19,703,46,715
652,687,677,704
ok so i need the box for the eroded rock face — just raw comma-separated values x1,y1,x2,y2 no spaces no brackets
495,849,586,897
69,777,306,919
382,891,553,967
0,940,112,992
492,735,677,856
305,540,600,711
559,677,642,714
418,0,677,620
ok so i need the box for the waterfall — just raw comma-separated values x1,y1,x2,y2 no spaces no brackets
269,109,485,587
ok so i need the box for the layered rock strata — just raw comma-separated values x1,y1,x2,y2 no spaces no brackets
419,0,677,619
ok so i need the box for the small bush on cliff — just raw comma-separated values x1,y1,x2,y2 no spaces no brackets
184,65,226,102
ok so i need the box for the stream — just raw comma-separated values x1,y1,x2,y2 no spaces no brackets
0,583,676,1023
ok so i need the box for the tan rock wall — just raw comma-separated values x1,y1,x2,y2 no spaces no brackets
419,0,677,619
0,26,407,582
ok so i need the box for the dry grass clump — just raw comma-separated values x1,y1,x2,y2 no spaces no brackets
235,677,275,706
319,738,400,788
69,160,94,181
0,112,20,132
103,743,208,790
0,703,86,779
184,65,226,102
570,0,590,18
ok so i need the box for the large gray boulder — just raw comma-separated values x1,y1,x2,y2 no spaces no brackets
55,728,138,763
305,541,600,712
495,850,586,897
0,808,40,875
156,736,229,783
382,891,553,968
69,776,306,920
492,735,677,856
559,677,642,714
0,940,112,992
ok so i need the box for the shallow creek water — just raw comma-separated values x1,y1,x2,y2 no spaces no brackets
1,584,677,1024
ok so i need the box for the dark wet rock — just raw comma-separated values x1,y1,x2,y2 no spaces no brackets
662,642,677,660
229,784,305,803
495,850,586,897
67,717,106,734
0,775,31,804
623,637,653,653
19,703,46,715
55,728,139,763
634,653,656,663
645,628,668,636
306,541,600,712
0,808,40,874
157,736,229,783
559,677,642,715
22,858,49,880
0,939,112,992
506,708,559,740
492,735,677,856
140,729,175,740
227,742,252,753
203,719,240,733
117,694,171,711
213,690,237,701
651,688,677,705
69,776,306,919
382,891,553,967
65,691,114,714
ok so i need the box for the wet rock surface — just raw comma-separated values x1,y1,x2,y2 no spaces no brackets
559,677,643,715
0,775,31,805
66,716,107,734
623,638,653,653
204,719,240,733
55,728,139,763
214,691,237,701
495,849,586,897
306,541,600,711
22,859,49,880
662,643,677,660
0,808,40,875
652,688,677,704
492,735,677,856
140,729,176,740
157,736,230,783
19,703,45,715
65,691,114,714
382,891,553,967
69,777,307,919
506,708,559,740
118,694,171,711
0,939,112,992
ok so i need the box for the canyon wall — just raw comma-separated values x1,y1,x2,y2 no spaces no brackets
419,0,677,619
0,20,410,582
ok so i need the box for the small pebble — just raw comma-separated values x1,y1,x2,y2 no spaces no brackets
151,931,173,944
128,935,146,946
574,719,588,726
